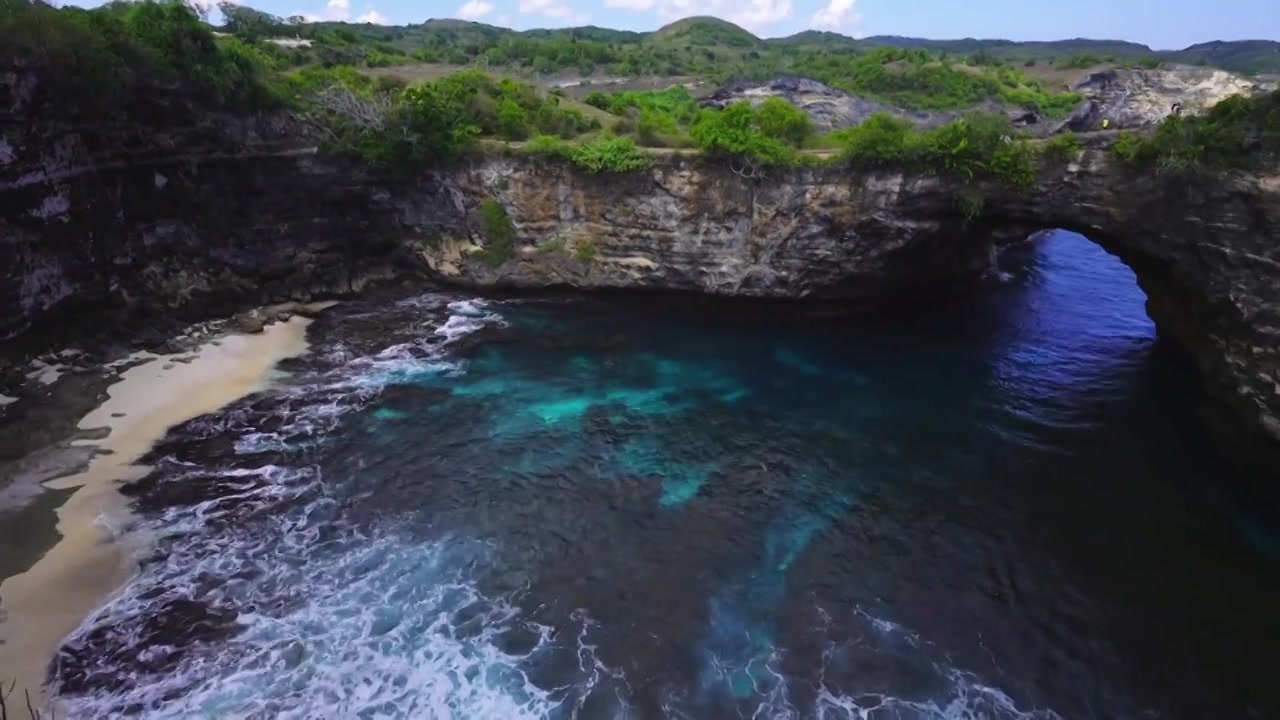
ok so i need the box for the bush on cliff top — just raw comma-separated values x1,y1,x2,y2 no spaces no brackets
0,0,279,120
690,99,814,167
1110,88,1280,173
833,112,1036,189
290,67,602,166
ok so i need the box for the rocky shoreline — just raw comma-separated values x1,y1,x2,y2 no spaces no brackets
0,305,324,708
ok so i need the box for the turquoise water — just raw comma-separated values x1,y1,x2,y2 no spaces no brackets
54,232,1280,719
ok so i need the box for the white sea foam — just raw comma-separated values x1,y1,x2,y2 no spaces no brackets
56,293,534,716
67,537,564,718
54,292,1053,720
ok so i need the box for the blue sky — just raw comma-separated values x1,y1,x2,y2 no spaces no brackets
70,0,1280,49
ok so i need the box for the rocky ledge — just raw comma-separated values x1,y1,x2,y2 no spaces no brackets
2,130,1279,467
426,140,1280,464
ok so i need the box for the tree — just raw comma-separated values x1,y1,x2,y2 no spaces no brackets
755,97,813,146
218,2,282,42
496,98,529,140
691,101,794,168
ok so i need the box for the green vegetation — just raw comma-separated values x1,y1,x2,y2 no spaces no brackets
691,99,814,166
10,0,1274,194
573,238,597,263
852,35,1279,75
287,66,602,166
0,0,279,122
787,47,1081,117
295,15,1280,78
522,134,653,173
1110,88,1280,173
473,198,517,267
565,136,653,173
832,112,1036,189
275,15,1086,115
1040,133,1083,164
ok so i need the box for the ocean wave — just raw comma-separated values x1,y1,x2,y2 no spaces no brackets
53,292,540,716
53,291,1060,719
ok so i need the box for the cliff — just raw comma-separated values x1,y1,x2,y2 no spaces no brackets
424,145,1280,463
3,120,1280,465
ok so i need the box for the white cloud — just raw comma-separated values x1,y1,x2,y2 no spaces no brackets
325,0,349,20
283,0,381,24
728,0,792,30
810,0,859,31
456,0,494,19
518,0,589,23
603,0,657,9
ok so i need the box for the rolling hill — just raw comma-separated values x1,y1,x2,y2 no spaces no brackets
364,17,1280,75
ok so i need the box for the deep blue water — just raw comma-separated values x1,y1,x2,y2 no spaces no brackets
55,231,1280,719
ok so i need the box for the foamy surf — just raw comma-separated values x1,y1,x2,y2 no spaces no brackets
49,291,1062,719
51,293,525,715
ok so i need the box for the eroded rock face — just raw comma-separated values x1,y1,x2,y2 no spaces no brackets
704,66,1273,136
422,142,1280,460
2,115,1279,462
699,76,1041,133
1073,65,1275,128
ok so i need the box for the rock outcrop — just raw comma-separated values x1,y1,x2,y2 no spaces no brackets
3,99,1279,465
705,65,1274,135
1072,65,1274,128
699,76,1040,133
415,142,1280,464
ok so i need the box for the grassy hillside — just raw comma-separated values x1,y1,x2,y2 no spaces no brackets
264,16,1086,114
290,15,1280,78
849,36,1280,74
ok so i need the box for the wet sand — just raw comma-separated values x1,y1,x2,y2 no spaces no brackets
0,317,314,707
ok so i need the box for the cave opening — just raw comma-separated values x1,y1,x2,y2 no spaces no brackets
988,225,1280,541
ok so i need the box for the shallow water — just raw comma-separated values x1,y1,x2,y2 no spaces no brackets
54,231,1280,719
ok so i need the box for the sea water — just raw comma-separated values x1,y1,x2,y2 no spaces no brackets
53,232,1280,719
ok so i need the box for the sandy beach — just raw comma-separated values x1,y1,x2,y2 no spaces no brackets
0,316,314,707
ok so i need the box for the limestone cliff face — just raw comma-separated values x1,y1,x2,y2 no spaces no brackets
424,143,1280,458
0,64,452,344
3,118,1280,463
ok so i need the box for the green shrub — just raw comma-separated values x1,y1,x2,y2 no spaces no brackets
755,97,814,147
831,113,914,166
691,101,799,166
1109,89,1280,173
525,134,575,160
835,112,1038,189
1060,54,1101,69
497,98,530,140
574,238,597,263
473,198,517,267
1109,130,1145,163
0,0,280,121
1041,133,1082,164
568,136,653,173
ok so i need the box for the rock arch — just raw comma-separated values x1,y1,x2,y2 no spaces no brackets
434,144,1280,462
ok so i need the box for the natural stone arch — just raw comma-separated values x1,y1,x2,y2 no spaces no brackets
434,142,1280,463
